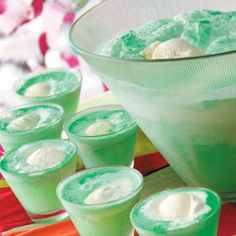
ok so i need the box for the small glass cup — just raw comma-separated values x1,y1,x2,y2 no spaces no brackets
13,68,82,121
57,166,143,236
65,105,138,168
0,103,64,151
0,139,77,223
130,187,221,236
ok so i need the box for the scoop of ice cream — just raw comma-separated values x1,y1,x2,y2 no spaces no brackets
158,193,208,220
140,41,162,59
143,192,209,221
85,120,115,136
84,179,131,204
1,113,16,122
24,82,51,97
141,38,204,59
27,146,65,168
8,113,40,131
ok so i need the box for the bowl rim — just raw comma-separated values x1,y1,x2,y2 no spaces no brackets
69,0,236,63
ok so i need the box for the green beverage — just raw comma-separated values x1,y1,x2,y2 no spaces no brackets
13,68,82,121
0,104,64,151
0,139,77,223
65,105,138,168
69,0,236,201
57,166,143,236
101,10,236,60
99,9,236,197
131,187,221,236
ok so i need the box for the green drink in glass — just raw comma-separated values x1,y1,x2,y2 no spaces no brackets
0,139,77,222
13,68,82,121
131,187,221,236
65,105,138,168
0,104,64,151
57,166,143,236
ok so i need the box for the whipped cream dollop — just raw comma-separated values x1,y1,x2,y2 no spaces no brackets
24,82,51,97
143,192,210,221
140,38,204,59
84,178,132,204
85,120,115,136
26,146,65,168
8,113,40,131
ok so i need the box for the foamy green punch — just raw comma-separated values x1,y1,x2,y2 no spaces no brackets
69,0,236,201
14,68,82,121
57,166,143,236
65,105,138,168
131,187,221,236
0,139,77,223
0,103,64,151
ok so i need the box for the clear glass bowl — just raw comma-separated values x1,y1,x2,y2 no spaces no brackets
70,0,236,202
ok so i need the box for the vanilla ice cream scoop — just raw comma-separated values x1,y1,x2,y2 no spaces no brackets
85,120,115,136
141,38,204,59
24,82,51,97
8,113,40,131
158,193,207,220
143,192,210,221
85,179,131,204
140,41,162,59
27,146,65,168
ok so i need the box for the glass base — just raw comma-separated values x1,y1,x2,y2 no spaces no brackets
220,192,236,203
27,208,68,223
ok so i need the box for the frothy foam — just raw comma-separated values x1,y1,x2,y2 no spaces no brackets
84,178,132,204
0,105,63,133
18,70,80,98
0,140,76,174
60,167,142,205
102,10,236,59
141,191,211,230
8,113,40,131
141,38,204,59
143,192,210,221
69,109,134,137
